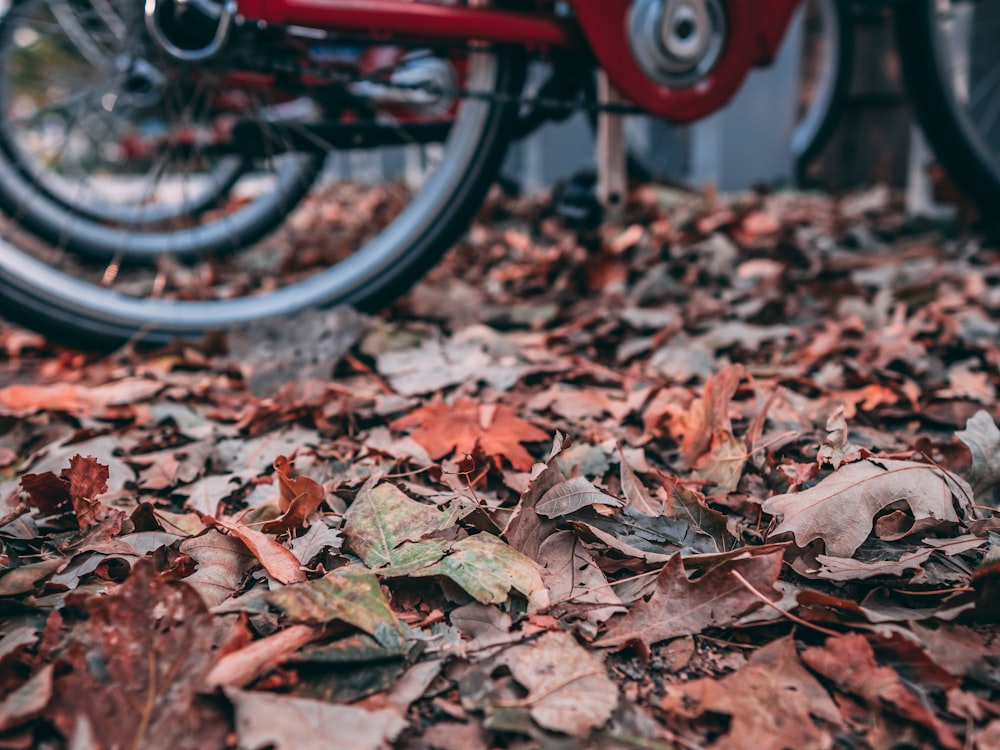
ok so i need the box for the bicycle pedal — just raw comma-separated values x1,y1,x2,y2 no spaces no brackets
554,170,603,229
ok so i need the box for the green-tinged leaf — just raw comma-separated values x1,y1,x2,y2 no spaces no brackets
956,410,1000,509
414,534,547,610
265,569,408,648
290,633,413,664
375,539,450,576
535,476,623,518
343,482,453,568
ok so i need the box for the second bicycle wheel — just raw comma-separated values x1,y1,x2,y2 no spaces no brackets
897,0,1000,221
616,0,851,183
0,5,524,347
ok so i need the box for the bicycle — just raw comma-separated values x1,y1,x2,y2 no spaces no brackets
0,0,991,346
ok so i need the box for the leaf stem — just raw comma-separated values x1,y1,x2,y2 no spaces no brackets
729,570,841,638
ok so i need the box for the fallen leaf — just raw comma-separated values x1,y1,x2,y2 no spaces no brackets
618,445,661,515
210,518,306,584
205,625,319,689
0,664,53,733
261,456,327,533
180,530,258,607
660,638,840,750
507,631,617,735
763,458,972,557
0,378,162,417
598,551,783,649
226,687,408,750
65,455,110,528
47,560,229,750
537,531,626,625
343,481,453,569
413,534,547,611
535,476,623,518
956,410,1000,508
391,399,548,470
801,634,962,749
680,365,744,466
264,568,409,647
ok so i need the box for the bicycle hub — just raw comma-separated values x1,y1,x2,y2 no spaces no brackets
627,0,726,88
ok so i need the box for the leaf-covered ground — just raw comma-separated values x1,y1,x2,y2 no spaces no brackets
1,183,999,750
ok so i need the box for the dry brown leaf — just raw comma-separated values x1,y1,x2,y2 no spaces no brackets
801,634,962,749
205,625,318,689
598,550,783,649
681,364,744,466
65,455,110,528
261,455,326,533
0,378,162,417
535,476,623,518
660,638,840,750
179,530,258,607
763,458,972,558
226,687,408,750
537,531,626,625
391,399,548,470
210,518,306,584
47,560,229,750
506,631,617,736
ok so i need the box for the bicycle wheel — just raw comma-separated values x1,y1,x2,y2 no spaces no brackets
617,0,851,182
0,0,325,259
0,9,524,347
897,0,1000,219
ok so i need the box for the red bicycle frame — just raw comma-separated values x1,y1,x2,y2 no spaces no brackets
232,0,801,123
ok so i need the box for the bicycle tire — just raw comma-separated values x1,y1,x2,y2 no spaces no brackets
0,37,524,347
896,0,1000,221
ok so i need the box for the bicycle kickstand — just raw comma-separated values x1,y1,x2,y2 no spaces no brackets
595,71,628,222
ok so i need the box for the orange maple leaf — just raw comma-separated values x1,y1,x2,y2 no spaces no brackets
391,399,549,471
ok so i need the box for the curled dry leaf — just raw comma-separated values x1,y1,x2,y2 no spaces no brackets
209,518,306,584
763,458,972,558
261,455,326,533
205,625,319,689
956,410,1000,509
